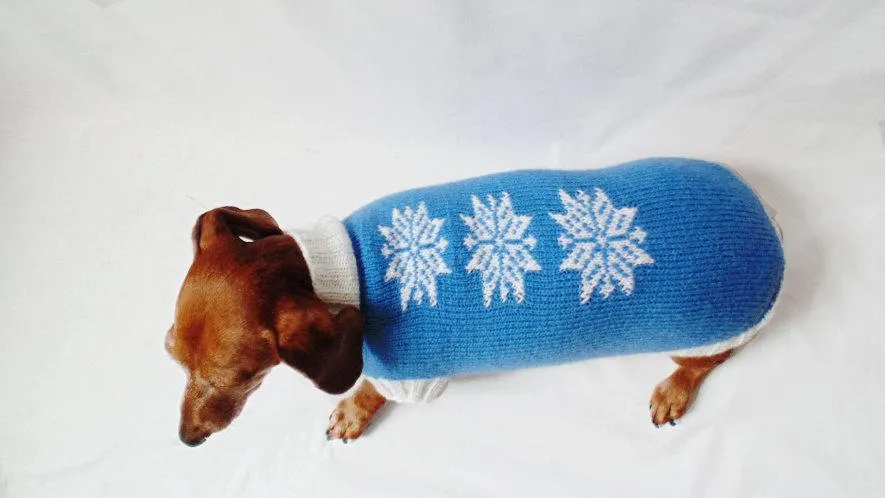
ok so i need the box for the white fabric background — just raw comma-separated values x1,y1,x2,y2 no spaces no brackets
1,0,884,496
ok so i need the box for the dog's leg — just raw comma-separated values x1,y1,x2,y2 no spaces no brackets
649,349,733,427
326,379,387,442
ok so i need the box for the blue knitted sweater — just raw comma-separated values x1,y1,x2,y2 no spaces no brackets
341,158,784,380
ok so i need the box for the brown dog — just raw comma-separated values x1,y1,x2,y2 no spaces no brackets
166,206,740,446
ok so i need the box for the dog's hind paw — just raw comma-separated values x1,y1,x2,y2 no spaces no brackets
649,375,692,427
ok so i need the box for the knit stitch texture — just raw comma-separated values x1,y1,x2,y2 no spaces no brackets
342,158,785,380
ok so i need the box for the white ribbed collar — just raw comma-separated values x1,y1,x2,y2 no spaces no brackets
288,217,361,308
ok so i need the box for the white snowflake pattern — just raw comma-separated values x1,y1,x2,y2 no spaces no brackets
379,203,452,311
461,193,541,307
550,188,654,303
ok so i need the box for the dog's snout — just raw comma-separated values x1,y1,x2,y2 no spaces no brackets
181,435,207,447
179,426,208,447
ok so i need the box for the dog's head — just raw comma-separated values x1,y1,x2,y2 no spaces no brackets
166,207,363,446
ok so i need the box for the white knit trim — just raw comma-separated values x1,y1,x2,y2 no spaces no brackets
665,164,785,358
288,217,361,308
366,377,449,404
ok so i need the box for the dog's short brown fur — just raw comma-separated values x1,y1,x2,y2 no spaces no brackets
166,207,364,446
167,207,733,446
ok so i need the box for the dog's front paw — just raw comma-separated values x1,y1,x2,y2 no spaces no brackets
325,380,386,443
326,398,374,443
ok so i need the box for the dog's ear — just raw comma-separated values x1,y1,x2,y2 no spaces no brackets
192,207,283,254
274,298,364,395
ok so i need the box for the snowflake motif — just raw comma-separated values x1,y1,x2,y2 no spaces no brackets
379,203,452,311
550,188,654,303
461,193,541,307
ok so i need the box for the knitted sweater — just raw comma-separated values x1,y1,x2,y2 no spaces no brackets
294,158,785,385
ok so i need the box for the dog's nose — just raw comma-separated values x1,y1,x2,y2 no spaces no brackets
181,435,207,447
179,426,208,447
